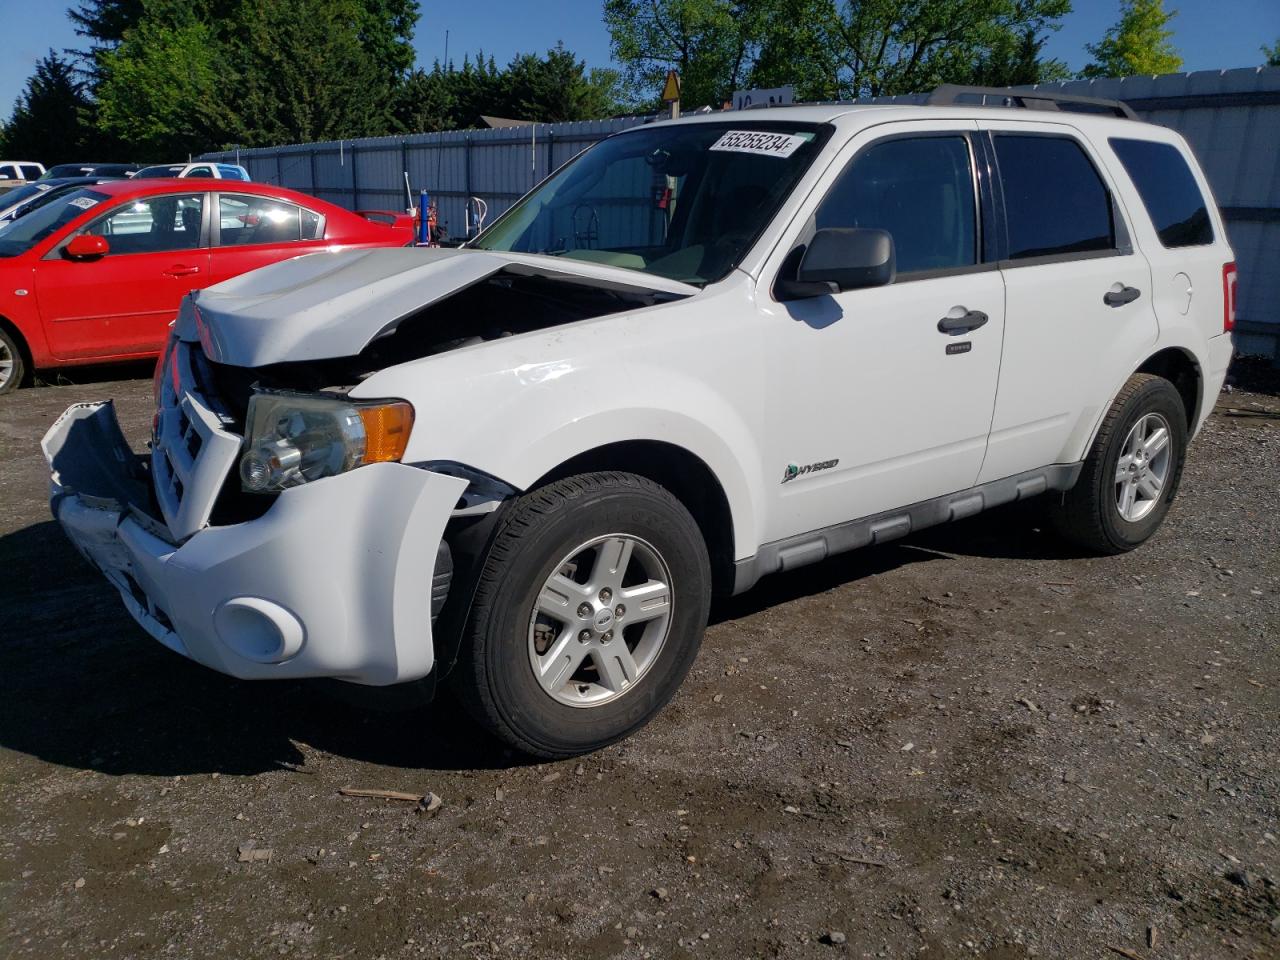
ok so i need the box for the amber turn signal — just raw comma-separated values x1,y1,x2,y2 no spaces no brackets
359,401,414,463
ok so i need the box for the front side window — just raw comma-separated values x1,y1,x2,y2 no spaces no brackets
814,136,977,275
86,194,205,254
473,121,832,285
217,194,322,245
20,165,43,180
219,165,250,181
993,135,1115,261
1109,138,1213,248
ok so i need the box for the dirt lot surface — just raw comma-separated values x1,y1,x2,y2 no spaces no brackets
1,363,1277,960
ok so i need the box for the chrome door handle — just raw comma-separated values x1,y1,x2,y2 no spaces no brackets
1104,285,1141,307
937,308,989,335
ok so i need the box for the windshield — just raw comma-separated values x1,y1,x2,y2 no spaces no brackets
472,121,832,285
0,189,110,257
0,182,56,215
42,165,94,180
135,165,185,179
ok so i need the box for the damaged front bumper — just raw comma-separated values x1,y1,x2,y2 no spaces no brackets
44,401,468,685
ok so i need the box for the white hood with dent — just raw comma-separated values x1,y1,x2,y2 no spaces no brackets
182,247,698,368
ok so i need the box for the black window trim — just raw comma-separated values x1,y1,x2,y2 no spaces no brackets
771,129,997,299
983,129,1133,269
44,190,213,260
210,190,326,247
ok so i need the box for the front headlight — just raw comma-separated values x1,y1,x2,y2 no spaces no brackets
239,390,414,493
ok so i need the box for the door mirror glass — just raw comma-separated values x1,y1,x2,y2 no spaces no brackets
779,227,895,299
65,234,109,259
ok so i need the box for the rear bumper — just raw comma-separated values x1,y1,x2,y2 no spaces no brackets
44,401,468,685
1200,332,1235,432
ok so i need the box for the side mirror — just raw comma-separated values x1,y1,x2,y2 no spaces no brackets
777,227,895,300
65,234,109,259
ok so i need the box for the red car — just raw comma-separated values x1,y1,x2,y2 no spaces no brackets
0,180,413,393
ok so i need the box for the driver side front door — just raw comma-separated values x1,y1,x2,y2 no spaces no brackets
36,192,210,360
759,121,1005,544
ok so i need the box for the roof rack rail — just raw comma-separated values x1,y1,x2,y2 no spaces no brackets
928,84,1139,121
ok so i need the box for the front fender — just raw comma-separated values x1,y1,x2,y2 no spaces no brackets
354,338,765,562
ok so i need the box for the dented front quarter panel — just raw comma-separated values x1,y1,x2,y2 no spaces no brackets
351,272,770,561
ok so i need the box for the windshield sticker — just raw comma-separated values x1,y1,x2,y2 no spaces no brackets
35,184,52,192
710,130,808,158
68,197,99,210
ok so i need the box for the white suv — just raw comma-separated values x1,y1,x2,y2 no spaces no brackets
133,162,251,181
45,87,1236,758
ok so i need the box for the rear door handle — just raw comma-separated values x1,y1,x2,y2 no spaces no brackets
165,265,200,278
1104,285,1141,307
937,308,989,335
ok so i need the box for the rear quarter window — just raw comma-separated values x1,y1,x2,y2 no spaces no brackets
1109,138,1213,248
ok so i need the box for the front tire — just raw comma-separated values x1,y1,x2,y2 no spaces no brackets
0,326,26,395
1050,373,1188,554
452,472,711,758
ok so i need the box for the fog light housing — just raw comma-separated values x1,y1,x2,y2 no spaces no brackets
213,597,305,663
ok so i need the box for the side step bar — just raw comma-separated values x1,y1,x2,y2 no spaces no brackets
732,463,1081,594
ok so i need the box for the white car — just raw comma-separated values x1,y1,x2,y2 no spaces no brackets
133,162,251,181
45,86,1236,758
0,161,46,193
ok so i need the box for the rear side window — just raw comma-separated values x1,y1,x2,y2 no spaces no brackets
1109,138,1213,248
217,194,323,244
815,136,977,275
993,135,1115,261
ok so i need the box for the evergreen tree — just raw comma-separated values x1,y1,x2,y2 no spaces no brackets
0,52,96,163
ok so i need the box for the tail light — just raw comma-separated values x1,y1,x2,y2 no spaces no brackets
1222,262,1237,333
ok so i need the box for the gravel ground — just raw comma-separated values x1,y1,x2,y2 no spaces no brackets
1,362,1277,960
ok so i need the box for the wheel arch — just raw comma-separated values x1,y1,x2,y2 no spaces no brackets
1135,346,1202,431
532,440,738,597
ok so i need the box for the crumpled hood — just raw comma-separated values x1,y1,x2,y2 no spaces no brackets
180,246,698,368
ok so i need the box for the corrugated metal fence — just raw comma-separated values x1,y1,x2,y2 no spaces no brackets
202,118,645,248
202,66,1280,357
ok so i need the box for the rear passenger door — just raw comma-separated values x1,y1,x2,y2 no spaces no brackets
975,122,1159,484
209,192,327,284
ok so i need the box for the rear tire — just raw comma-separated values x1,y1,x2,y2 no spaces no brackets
452,471,711,758
0,326,26,395
1049,373,1187,554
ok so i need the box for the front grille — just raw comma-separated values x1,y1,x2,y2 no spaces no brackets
151,338,245,540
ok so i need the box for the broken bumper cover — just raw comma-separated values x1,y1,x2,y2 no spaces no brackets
44,401,468,686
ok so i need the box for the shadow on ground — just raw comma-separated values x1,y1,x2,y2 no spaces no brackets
0,498,1077,778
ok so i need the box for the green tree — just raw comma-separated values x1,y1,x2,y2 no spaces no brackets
234,0,394,144
605,0,1074,108
94,12,243,157
1081,0,1182,78
0,52,97,162
1264,39,1280,67
505,45,627,121
974,26,1072,86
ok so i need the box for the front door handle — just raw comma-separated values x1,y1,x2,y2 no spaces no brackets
937,308,989,335
1104,284,1141,307
165,265,201,278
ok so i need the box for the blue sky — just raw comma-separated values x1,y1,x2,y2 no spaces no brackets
3,0,1278,120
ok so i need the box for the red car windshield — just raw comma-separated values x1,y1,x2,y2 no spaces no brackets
0,188,110,258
